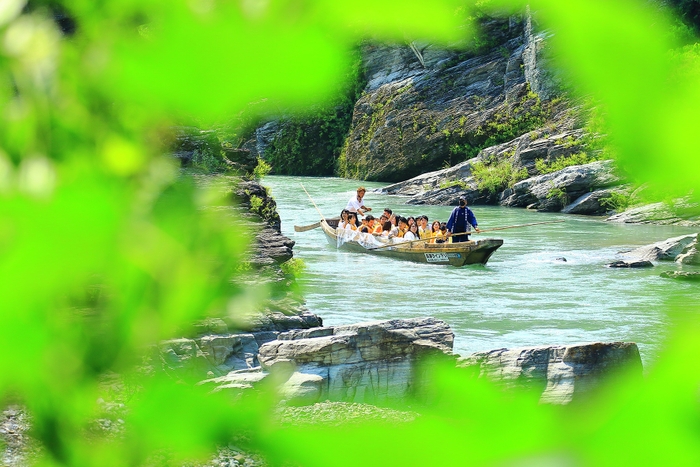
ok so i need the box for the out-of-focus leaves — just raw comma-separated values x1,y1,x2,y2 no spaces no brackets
60,0,472,122
1,0,700,466
496,0,700,199
0,0,26,27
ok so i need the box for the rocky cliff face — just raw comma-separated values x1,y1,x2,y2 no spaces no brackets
338,15,570,183
340,18,532,182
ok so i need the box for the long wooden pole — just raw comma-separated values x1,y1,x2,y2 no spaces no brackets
300,183,326,222
474,219,565,234
368,219,565,250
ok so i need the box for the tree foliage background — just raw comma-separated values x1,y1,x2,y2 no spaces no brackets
1,0,699,466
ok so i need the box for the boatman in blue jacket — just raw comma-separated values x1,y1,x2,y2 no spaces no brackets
446,197,481,242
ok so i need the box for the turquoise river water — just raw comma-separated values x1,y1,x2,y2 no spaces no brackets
262,175,699,367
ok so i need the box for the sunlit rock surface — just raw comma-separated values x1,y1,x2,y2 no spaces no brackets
201,318,455,404
622,233,699,264
196,321,643,407
500,160,618,211
562,189,617,215
457,342,642,404
160,310,324,378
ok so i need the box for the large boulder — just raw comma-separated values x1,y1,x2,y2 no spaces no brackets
500,160,618,211
377,127,609,212
622,234,699,264
457,342,642,404
562,189,617,215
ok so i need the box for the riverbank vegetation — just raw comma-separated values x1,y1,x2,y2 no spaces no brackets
258,49,366,176
1,1,700,467
471,156,529,195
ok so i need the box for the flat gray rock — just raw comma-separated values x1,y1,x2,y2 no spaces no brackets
622,234,698,263
457,342,642,404
228,318,455,404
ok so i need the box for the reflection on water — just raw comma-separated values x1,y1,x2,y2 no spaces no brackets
263,175,700,366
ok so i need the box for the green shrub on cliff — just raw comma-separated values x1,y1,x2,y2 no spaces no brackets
445,88,553,167
471,158,529,195
252,157,272,180
535,152,598,174
475,90,550,147
190,148,230,173
439,179,470,190
600,191,633,212
280,258,307,279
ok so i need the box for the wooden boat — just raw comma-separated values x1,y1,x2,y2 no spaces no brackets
319,219,503,266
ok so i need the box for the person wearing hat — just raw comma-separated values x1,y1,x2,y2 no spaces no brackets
446,197,480,242
346,186,372,216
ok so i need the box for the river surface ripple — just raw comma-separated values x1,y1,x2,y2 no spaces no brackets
263,175,700,367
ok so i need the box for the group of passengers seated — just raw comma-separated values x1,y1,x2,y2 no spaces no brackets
337,208,452,244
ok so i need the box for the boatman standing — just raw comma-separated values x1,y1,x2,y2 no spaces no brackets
346,186,372,217
446,197,481,242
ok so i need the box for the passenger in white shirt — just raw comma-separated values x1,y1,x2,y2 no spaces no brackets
345,187,372,216
404,223,420,241
337,209,350,230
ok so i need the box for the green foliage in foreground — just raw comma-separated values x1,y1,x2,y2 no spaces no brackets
280,257,307,279
1,1,700,467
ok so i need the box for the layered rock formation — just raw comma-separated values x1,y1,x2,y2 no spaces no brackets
200,318,455,404
160,312,323,379
195,318,643,406
458,342,643,404
158,178,323,380
234,180,292,266
376,127,618,214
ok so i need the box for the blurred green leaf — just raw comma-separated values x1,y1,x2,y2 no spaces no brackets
1,1,700,466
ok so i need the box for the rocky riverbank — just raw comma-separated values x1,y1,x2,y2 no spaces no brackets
193,317,642,406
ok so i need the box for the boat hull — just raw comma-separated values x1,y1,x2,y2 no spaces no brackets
320,220,502,266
